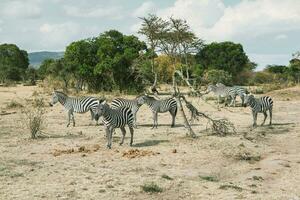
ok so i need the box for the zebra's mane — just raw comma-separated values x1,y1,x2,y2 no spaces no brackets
54,90,68,98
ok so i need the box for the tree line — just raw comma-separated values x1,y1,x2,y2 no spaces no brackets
1,14,300,91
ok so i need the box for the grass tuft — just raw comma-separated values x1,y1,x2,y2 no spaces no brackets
199,175,219,182
6,100,23,109
161,174,173,180
219,184,243,191
141,182,163,193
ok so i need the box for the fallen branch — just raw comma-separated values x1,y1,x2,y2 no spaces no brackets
180,95,236,136
0,111,17,116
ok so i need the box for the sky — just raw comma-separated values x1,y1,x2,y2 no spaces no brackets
0,0,299,70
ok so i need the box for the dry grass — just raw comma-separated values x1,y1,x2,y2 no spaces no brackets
21,98,46,139
6,100,23,109
141,182,163,193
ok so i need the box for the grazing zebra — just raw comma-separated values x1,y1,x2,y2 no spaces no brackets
96,102,134,149
216,83,248,106
111,96,145,128
244,94,273,127
49,91,103,127
142,95,177,129
206,84,235,106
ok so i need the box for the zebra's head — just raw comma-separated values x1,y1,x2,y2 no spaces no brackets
96,101,109,117
49,91,59,107
216,83,225,87
141,95,156,104
206,84,216,93
136,95,145,106
244,94,254,107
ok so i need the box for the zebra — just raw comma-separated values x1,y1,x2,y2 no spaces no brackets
206,84,236,107
216,83,248,106
111,96,145,128
244,94,273,127
141,95,177,129
96,102,134,149
49,91,103,127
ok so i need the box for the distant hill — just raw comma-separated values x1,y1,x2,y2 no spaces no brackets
29,51,64,68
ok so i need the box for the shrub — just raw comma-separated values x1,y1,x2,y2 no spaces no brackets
141,182,163,193
6,100,23,109
204,69,232,85
21,98,46,139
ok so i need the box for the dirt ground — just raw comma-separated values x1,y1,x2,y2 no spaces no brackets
0,85,299,200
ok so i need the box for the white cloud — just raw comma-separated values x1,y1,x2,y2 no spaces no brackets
153,0,300,41
38,22,102,50
159,0,225,28
133,1,156,17
1,0,41,19
63,5,123,19
275,34,287,40
38,22,81,49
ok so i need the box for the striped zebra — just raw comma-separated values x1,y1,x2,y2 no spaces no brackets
142,95,177,129
206,84,236,106
216,83,248,106
96,102,134,149
111,96,145,128
244,94,273,127
49,91,103,127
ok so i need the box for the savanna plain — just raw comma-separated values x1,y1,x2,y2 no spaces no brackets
0,85,300,200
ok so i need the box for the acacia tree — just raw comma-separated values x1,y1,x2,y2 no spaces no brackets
139,14,169,93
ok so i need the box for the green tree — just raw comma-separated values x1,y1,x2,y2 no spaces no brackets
195,42,252,84
0,44,29,82
94,30,147,92
287,58,300,83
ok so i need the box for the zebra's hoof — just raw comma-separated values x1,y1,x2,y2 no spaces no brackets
119,143,123,146
130,143,133,147
106,145,111,149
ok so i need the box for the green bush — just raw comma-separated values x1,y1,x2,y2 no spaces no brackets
204,69,232,85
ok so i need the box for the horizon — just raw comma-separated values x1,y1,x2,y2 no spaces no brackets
1,0,300,70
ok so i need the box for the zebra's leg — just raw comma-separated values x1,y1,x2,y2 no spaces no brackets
133,111,138,128
119,127,126,146
107,127,113,149
72,113,75,127
252,111,257,127
151,112,157,129
233,95,237,107
269,108,273,125
129,127,134,146
67,110,71,127
155,112,158,128
261,111,267,126
170,109,176,127
241,95,245,107
90,109,94,121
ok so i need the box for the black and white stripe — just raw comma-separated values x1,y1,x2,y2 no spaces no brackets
49,91,102,127
96,103,134,149
142,95,177,128
208,83,248,107
244,94,273,127
111,96,144,128
207,84,236,106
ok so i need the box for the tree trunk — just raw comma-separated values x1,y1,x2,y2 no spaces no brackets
172,72,196,138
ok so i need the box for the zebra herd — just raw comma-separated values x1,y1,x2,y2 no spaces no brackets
49,83,274,149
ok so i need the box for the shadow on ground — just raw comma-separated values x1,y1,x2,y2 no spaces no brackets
132,139,169,147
